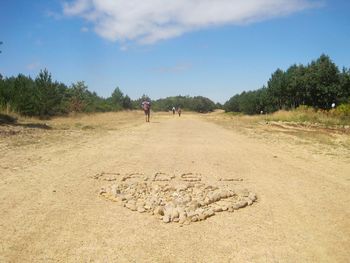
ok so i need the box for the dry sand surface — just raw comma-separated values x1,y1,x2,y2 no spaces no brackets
0,111,349,262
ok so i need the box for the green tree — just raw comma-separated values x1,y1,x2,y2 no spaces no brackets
12,74,37,115
340,67,350,103
35,69,61,117
284,64,306,109
69,81,89,112
110,87,124,110
122,95,132,109
304,54,341,109
267,69,287,110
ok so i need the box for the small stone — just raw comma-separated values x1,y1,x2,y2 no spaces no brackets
205,209,215,217
241,190,249,197
212,192,221,202
220,190,229,199
125,203,137,211
99,188,106,195
179,213,187,224
188,200,200,210
127,200,136,205
163,207,174,221
125,194,133,201
248,193,257,202
198,213,207,221
163,215,170,223
154,206,164,216
137,206,146,213
191,216,198,222
232,200,248,210
213,206,223,212
177,207,185,214
171,208,179,221
186,210,196,218
195,208,205,214
203,200,210,206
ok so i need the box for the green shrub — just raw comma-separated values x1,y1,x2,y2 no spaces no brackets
334,104,350,117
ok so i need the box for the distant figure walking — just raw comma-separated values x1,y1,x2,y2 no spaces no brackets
172,106,176,115
177,107,182,117
141,99,151,122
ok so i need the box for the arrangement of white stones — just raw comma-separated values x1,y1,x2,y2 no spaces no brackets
97,172,257,225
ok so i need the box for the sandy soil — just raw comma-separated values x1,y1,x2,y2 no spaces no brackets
0,111,349,262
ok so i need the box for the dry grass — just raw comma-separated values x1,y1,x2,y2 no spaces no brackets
266,108,350,127
203,110,350,157
48,111,146,130
0,111,149,149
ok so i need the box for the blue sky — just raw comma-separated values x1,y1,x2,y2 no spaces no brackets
0,0,349,103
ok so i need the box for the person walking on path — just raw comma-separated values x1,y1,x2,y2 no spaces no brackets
141,99,151,122
177,107,182,117
172,106,176,115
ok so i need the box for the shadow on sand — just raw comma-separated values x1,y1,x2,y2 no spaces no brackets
0,113,52,130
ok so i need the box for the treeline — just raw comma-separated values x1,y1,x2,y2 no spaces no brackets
3,54,347,118
224,54,350,115
152,95,216,113
0,70,135,118
0,70,217,117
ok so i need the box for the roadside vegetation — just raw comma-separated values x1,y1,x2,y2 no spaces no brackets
219,105,350,129
264,106,350,127
151,95,216,113
224,54,350,116
0,70,216,118
1,54,349,124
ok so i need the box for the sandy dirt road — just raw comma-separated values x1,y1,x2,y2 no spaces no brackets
0,112,349,262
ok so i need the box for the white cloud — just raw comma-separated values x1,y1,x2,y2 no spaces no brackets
63,0,320,44
81,26,89,32
45,10,63,20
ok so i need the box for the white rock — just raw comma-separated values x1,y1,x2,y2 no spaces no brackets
205,209,215,217
232,201,248,210
125,203,137,211
248,193,257,202
198,213,207,221
154,206,164,216
137,206,146,213
163,215,170,223
178,212,187,224
171,208,180,221
213,206,223,212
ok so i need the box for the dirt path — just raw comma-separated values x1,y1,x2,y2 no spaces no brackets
0,113,349,262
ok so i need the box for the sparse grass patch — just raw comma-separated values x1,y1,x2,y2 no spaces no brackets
0,111,147,149
265,106,350,127
203,109,350,155
82,125,94,130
